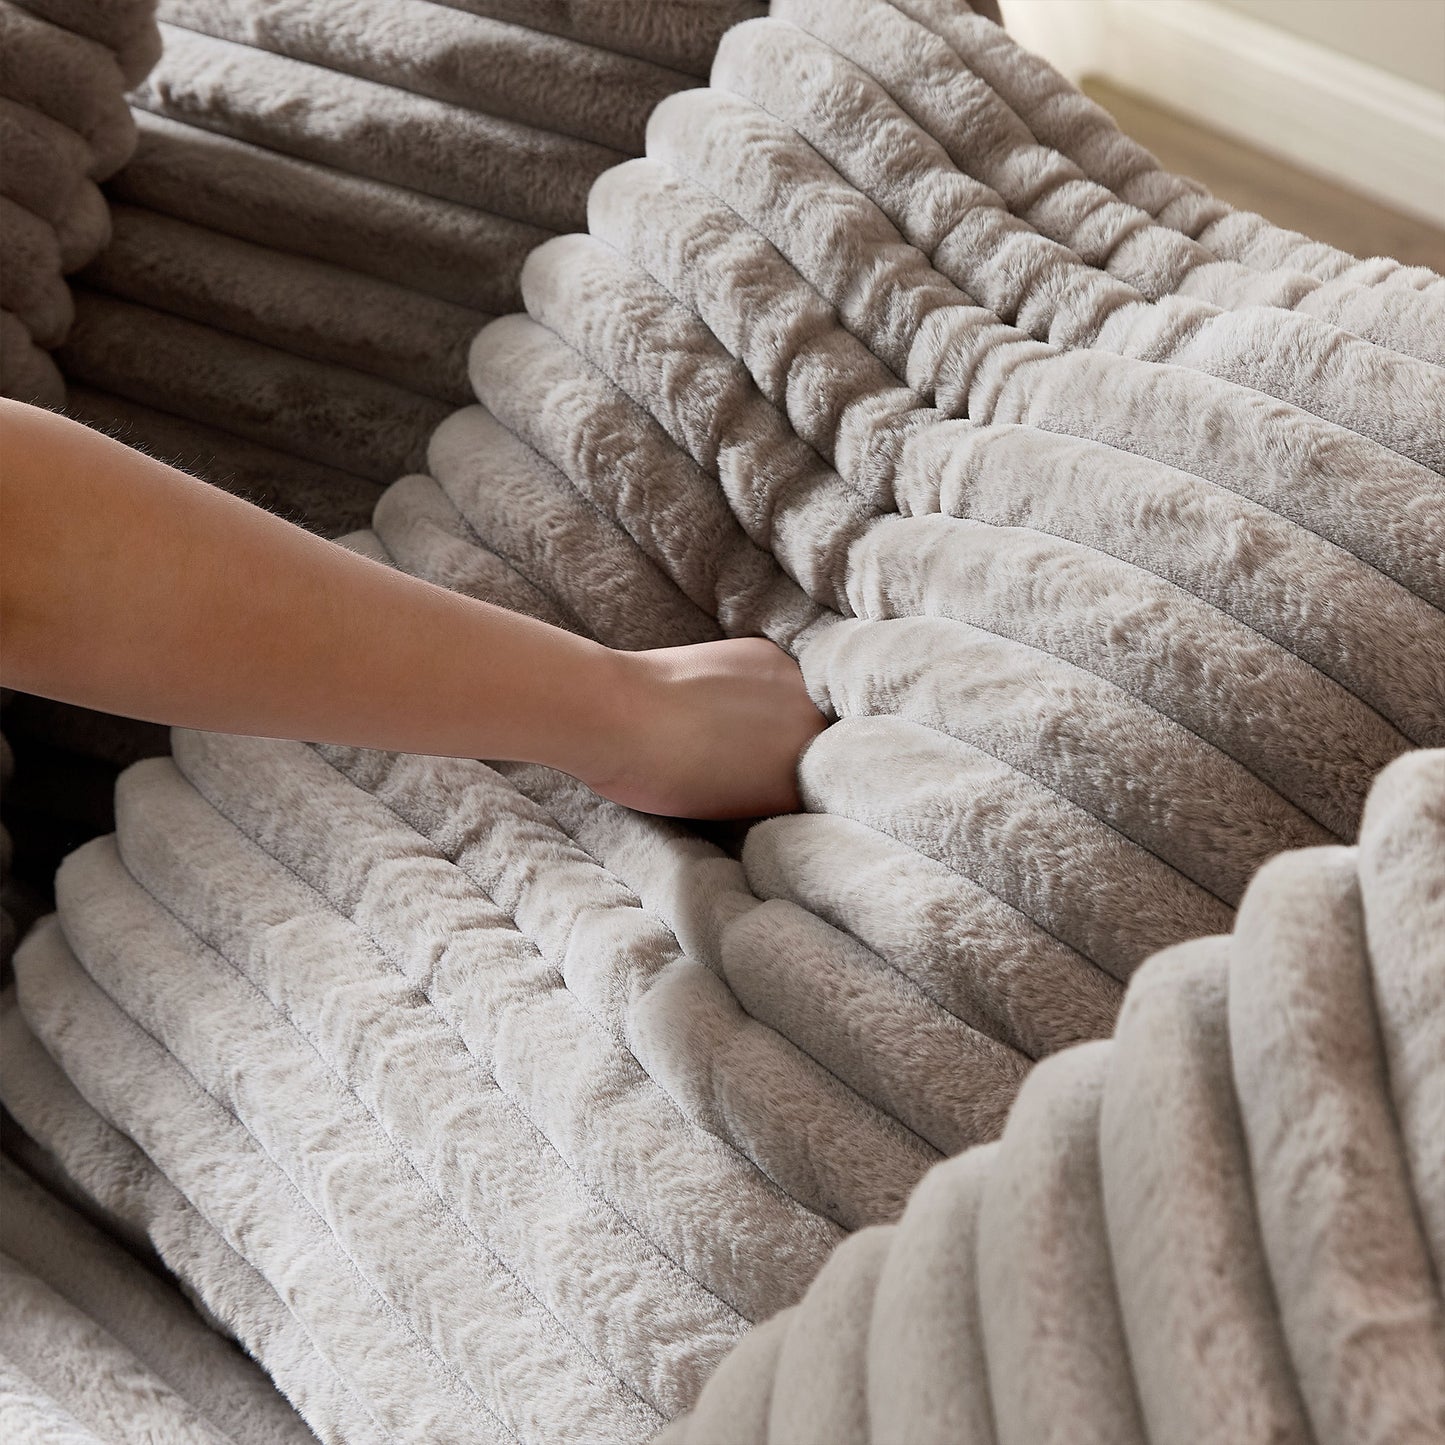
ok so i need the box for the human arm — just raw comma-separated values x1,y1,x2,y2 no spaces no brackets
0,399,826,819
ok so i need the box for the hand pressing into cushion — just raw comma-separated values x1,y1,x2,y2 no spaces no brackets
0,399,826,821
582,637,829,820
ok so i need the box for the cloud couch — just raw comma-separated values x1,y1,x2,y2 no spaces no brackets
659,745,1445,1445
1,0,1443,1441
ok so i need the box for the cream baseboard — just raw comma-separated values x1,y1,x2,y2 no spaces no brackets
999,0,1445,227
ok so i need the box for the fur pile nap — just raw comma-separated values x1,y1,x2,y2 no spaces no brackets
0,1145,313,1443
0,0,160,408
53,0,760,535
2,3,1442,1441
658,746,1445,1445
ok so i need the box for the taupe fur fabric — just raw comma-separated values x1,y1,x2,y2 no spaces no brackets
55,0,735,534
10,0,162,86
87,203,485,405
0,0,159,407
132,23,624,228
60,291,452,482
157,0,700,153
425,0,766,78
784,0,1445,366
658,748,1445,1445
0,1151,314,1443
896,0,1442,295
3,3,1442,1441
0,990,356,1439
108,110,545,315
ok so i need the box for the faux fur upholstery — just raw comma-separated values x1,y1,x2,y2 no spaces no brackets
425,0,766,80
897,0,1442,295
2,3,1442,1441
0,1149,313,1443
0,0,159,409
6,757,1443,1443
56,0,752,536
657,747,1445,1445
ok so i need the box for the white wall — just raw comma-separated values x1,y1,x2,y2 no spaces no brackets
999,0,1445,224
1214,0,1444,94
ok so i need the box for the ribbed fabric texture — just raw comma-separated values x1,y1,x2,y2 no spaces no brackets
55,0,762,536
1,4,1441,1440
659,747,1445,1445
0,0,160,408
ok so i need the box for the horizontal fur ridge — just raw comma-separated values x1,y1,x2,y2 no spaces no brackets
4,4,1441,1441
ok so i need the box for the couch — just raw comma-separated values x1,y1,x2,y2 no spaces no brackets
1,2,1441,1441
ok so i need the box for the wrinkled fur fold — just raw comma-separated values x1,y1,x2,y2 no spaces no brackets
157,0,699,153
0,991,364,1441
0,1152,312,1444
771,1,1445,364
3,4,1442,1441
887,0,1443,295
110,111,547,315
659,750,1445,1445
51,4,735,518
56,292,451,483
132,23,625,232
424,0,767,79
83,204,489,405
0,0,160,405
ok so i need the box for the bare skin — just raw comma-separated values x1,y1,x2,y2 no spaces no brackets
0,399,827,819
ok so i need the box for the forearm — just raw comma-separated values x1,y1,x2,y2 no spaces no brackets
0,399,625,774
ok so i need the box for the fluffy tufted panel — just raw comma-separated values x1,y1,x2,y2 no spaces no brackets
2,3,1441,1441
0,1147,314,1443
658,748,1445,1445
0,0,160,408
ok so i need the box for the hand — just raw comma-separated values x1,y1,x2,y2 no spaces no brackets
582,637,829,820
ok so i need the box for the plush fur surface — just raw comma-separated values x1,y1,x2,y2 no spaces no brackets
0,0,158,407
109,110,547,315
0,1151,313,1443
3,3,1443,1441
659,749,1445,1445
10,0,162,86
85,204,487,405
425,0,766,79
49,1,729,532
135,23,623,228
58,292,452,483
895,0,1443,295
158,0,699,154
